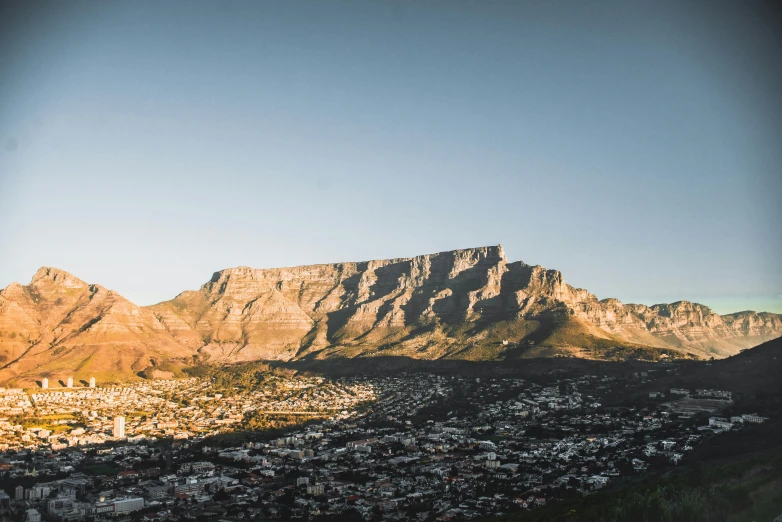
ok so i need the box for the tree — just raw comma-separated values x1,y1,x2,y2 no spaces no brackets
213,488,231,501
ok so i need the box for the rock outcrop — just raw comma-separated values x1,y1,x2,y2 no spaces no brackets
1,246,780,385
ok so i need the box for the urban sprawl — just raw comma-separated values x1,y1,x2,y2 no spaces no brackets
0,368,768,521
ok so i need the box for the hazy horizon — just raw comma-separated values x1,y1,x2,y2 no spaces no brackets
1,1,781,314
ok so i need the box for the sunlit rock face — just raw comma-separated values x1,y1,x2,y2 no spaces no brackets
149,245,781,362
0,268,195,385
2,246,780,384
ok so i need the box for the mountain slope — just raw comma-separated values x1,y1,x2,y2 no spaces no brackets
0,268,196,385
1,246,780,385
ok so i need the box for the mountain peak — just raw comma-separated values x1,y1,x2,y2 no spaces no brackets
420,244,505,261
30,267,88,288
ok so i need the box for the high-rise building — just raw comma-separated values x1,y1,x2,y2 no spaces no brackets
15,485,24,500
66,377,73,388
89,377,96,388
41,378,48,390
113,416,125,438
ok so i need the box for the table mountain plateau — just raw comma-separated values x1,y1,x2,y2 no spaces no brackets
1,246,779,385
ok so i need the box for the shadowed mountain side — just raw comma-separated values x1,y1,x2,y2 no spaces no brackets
290,314,699,363
259,355,673,380
670,335,782,395
249,336,781,400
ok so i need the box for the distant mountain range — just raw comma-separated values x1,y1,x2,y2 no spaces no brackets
1,245,780,386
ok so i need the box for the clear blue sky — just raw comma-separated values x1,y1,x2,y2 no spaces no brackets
1,1,780,313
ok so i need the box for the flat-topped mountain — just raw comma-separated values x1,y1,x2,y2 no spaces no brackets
1,246,780,385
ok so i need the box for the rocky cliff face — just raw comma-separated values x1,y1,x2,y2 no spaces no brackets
567,298,782,357
151,246,514,362
149,245,781,363
2,247,780,384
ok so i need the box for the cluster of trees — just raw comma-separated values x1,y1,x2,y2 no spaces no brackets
242,411,324,435
184,361,297,395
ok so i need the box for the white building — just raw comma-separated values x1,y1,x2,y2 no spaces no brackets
113,498,144,513
113,416,125,438
708,417,732,429
306,484,324,496
66,377,73,388
41,378,48,390
47,497,75,515
93,497,144,514
89,377,96,388
25,509,41,522
696,389,732,399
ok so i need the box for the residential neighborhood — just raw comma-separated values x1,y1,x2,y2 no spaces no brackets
0,367,766,521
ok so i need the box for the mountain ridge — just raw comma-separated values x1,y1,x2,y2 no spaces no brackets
1,246,780,385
